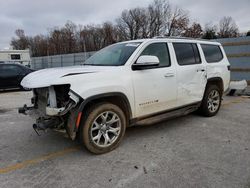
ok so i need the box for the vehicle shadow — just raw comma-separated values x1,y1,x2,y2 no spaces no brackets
3,108,199,158
49,115,191,155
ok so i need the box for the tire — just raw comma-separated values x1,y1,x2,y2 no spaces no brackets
80,103,127,154
19,85,31,91
199,85,222,117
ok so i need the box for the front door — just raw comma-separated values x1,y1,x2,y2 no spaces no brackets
132,42,177,117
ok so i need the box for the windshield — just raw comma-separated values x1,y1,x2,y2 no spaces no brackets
82,42,141,66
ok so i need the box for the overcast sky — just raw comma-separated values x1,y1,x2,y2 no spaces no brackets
0,0,249,49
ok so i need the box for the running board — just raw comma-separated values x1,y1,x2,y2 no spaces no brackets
130,103,200,126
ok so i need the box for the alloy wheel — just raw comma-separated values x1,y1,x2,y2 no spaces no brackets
207,90,220,113
90,111,121,147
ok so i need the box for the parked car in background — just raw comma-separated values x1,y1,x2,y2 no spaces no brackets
0,63,33,90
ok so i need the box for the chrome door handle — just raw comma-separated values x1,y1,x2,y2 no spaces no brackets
164,73,174,78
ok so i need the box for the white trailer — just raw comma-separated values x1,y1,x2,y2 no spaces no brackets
0,49,31,66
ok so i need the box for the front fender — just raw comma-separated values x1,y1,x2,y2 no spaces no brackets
66,91,133,140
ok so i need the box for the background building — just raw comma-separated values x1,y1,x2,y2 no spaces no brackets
0,49,31,66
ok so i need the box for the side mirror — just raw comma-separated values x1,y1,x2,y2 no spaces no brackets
132,55,160,70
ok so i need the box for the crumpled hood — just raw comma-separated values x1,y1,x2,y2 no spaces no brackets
21,65,115,88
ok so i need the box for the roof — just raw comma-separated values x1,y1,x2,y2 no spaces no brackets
120,37,221,45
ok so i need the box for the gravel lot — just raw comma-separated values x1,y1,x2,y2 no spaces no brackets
0,90,249,188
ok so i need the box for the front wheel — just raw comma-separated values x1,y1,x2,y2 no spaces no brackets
19,84,31,91
199,85,222,117
80,103,127,154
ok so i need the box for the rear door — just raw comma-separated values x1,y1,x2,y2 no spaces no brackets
172,42,207,106
200,44,230,91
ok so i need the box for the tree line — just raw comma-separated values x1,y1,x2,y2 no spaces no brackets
11,0,246,57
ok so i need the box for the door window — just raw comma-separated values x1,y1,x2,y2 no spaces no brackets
173,43,201,65
140,43,171,67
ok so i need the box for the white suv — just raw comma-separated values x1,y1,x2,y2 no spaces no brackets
20,38,230,154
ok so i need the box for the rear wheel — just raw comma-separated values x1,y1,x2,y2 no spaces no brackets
199,85,222,117
80,103,126,154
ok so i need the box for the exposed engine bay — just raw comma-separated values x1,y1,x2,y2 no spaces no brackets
19,85,81,139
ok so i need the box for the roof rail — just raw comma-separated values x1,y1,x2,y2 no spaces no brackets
153,36,210,41
153,36,166,39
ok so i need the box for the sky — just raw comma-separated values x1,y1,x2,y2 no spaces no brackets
0,0,250,49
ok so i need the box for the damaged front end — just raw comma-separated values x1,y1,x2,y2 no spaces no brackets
19,85,82,139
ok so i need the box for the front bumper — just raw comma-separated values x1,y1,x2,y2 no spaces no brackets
18,86,81,136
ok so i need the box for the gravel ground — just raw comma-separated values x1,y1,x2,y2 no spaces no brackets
0,90,249,188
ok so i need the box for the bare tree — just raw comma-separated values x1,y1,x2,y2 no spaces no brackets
116,8,147,40
79,25,95,51
116,10,134,40
147,0,167,37
11,29,30,50
164,6,189,36
49,29,63,55
183,22,203,38
61,21,77,53
29,35,49,57
218,16,239,38
116,0,190,39
146,0,189,36
78,25,105,51
202,23,217,39
102,22,118,45
47,21,77,55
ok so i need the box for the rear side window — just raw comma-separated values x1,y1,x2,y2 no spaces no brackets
201,44,223,63
173,43,201,65
140,43,171,67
